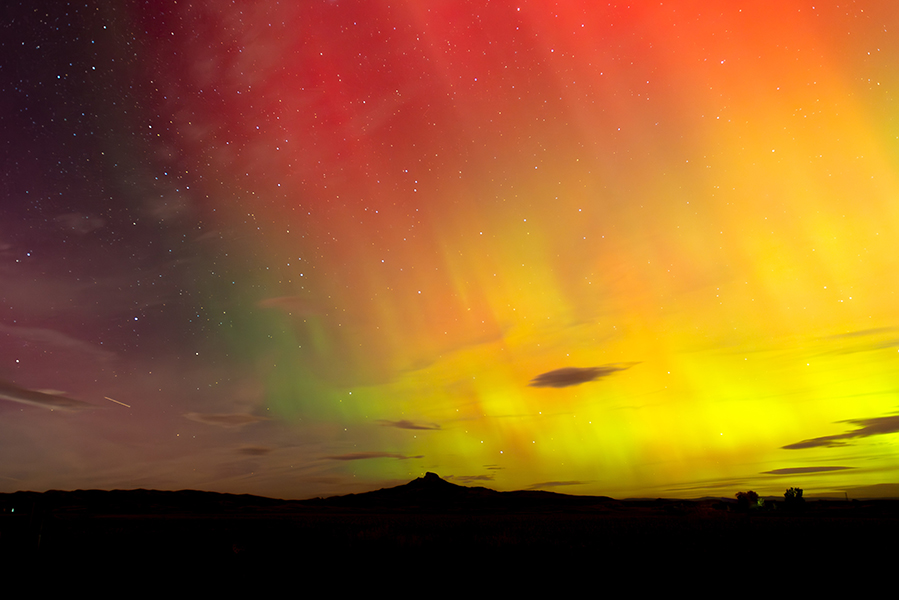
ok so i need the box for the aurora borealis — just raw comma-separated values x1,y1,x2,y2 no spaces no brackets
2,0,898,499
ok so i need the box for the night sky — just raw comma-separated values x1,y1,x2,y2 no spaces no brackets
2,0,898,500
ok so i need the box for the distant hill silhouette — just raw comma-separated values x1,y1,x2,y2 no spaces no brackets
1,487,287,516
2,472,897,577
307,472,615,510
4,474,897,515
0,473,621,519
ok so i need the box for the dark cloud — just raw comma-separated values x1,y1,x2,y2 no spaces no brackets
783,414,899,449
0,378,97,412
0,323,115,362
378,419,441,430
783,436,850,450
238,445,272,456
324,452,423,461
822,327,899,354
666,479,744,494
527,480,587,489
529,363,637,388
842,483,899,499
827,327,897,340
762,466,853,475
447,474,495,483
183,412,268,428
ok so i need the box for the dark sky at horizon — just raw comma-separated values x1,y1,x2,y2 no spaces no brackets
2,0,898,500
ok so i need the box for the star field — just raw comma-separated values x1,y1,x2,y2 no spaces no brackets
1,1,898,500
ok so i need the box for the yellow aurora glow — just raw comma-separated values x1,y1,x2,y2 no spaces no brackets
224,1,899,499
4,1,896,500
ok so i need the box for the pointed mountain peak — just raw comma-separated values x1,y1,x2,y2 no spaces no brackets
405,472,460,490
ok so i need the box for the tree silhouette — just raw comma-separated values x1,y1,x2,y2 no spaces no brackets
784,487,804,505
735,490,760,510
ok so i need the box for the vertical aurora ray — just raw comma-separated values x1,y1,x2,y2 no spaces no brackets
124,0,899,497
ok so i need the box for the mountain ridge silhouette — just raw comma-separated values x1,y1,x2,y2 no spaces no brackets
308,472,615,510
0,472,618,514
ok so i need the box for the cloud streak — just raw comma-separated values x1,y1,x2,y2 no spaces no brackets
527,480,588,489
378,419,441,430
447,474,495,483
184,412,268,428
782,415,899,449
762,466,853,475
529,363,637,388
0,323,115,362
822,327,899,354
237,445,272,456
0,378,97,412
324,452,423,461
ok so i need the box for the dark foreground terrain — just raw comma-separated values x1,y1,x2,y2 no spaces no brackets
2,473,896,577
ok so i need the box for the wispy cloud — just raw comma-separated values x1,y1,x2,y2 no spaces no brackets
324,452,423,461
842,483,899,499
762,466,854,475
822,327,899,354
529,363,637,388
184,412,268,428
0,323,115,361
378,419,441,430
447,474,495,483
783,414,899,449
0,378,97,412
827,327,897,340
237,445,273,456
527,480,587,489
